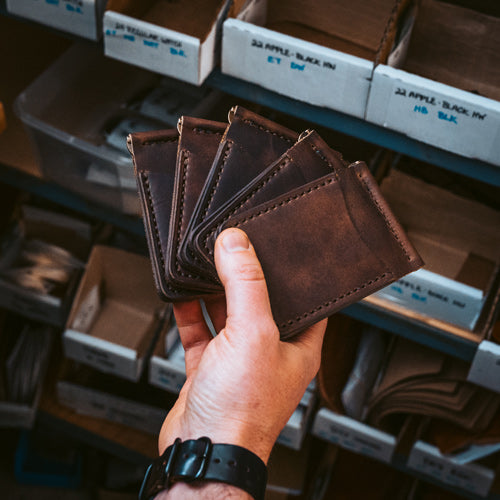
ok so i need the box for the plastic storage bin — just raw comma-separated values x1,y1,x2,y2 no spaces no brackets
15,43,222,215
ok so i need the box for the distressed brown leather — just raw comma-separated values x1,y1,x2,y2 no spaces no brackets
179,105,298,275
128,109,423,338
189,129,343,278
127,128,189,301
165,117,227,292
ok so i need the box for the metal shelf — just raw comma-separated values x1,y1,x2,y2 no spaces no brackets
207,70,500,188
342,300,480,362
0,161,488,363
0,163,144,236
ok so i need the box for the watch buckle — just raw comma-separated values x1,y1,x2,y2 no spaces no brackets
191,436,213,481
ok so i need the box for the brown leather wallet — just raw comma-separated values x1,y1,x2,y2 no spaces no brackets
165,116,227,293
179,105,298,278
129,108,423,339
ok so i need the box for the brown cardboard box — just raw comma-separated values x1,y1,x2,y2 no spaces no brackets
265,0,409,60
404,0,500,101
63,245,169,381
372,169,500,331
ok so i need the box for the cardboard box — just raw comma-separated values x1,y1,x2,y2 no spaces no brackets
57,360,173,435
148,326,187,395
407,440,495,497
0,205,91,326
371,170,500,330
6,0,109,40
365,0,500,165
266,442,311,497
63,245,169,382
103,0,233,85
276,389,316,451
312,407,397,464
222,0,415,118
467,340,500,394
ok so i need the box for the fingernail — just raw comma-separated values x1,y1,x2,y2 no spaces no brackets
221,229,250,252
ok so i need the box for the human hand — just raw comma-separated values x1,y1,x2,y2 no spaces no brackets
158,228,327,466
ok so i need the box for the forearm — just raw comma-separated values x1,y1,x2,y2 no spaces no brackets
156,481,253,499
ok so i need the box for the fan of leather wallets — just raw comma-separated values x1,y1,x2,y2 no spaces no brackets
127,106,423,339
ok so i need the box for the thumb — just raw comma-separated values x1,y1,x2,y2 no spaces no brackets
214,228,277,335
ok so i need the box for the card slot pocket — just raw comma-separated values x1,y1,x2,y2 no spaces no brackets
215,173,394,338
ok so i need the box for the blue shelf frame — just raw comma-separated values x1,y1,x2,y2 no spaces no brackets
208,71,500,188
343,302,479,362
0,163,485,363
0,163,145,236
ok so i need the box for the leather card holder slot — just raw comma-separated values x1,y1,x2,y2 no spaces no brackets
213,168,421,339
178,105,299,276
164,117,227,293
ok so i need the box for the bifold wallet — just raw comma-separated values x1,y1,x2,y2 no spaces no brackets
128,106,423,339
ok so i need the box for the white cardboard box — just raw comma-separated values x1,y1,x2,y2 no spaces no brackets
149,337,187,395
103,0,232,85
222,0,414,118
407,441,495,497
7,0,108,40
57,379,167,436
63,245,168,382
373,268,488,331
276,389,316,451
312,407,397,464
365,65,500,166
467,340,500,395
371,169,500,330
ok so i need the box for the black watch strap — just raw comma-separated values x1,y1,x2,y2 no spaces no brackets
139,437,267,500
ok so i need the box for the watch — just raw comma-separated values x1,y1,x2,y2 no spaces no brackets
138,437,268,500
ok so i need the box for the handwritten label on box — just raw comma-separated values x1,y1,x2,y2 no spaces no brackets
467,341,500,394
312,408,396,463
408,441,494,497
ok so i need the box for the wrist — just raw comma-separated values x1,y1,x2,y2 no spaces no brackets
142,437,267,500
160,418,277,464
156,482,253,499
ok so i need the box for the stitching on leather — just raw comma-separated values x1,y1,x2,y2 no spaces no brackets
203,156,292,249
233,177,336,225
202,140,233,218
277,272,389,329
235,156,292,212
175,150,191,276
205,176,337,257
203,146,340,251
192,127,223,136
141,137,178,146
140,172,177,293
307,142,338,172
356,172,412,261
241,118,294,143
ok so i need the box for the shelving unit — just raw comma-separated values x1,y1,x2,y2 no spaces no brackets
207,71,500,188
0,157,489,365
1,3,499,499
